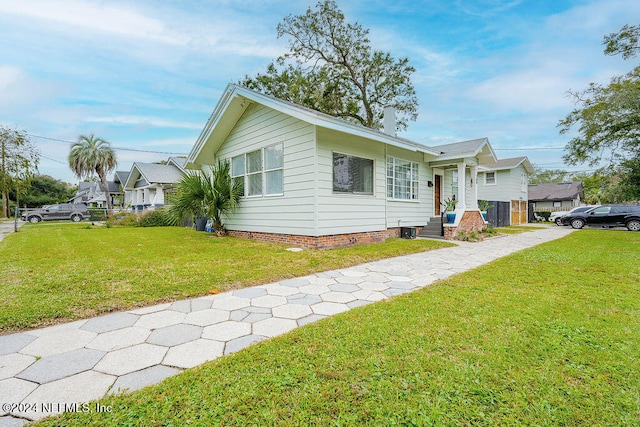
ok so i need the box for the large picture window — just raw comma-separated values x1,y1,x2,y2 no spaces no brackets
333,153,373,195
231,143,283,197
386,157,418,200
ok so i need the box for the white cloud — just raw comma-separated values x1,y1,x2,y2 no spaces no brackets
84,116,203,130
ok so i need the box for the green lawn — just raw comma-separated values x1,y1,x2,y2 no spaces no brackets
34,229,640,426
0,223,452,333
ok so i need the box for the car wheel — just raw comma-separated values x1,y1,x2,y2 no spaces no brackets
555,218,563,226
570,219,585,229
28,216,41,223
627,219,640,232
71,214,82,222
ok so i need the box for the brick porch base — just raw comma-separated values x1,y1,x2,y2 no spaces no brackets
443,210,486,240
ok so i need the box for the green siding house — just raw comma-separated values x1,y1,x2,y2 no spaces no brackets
187,85,532,246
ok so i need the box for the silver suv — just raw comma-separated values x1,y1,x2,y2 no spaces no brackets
21,204,90,223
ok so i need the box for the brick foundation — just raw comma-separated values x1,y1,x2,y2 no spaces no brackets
443,210,486,240
227,226,422,249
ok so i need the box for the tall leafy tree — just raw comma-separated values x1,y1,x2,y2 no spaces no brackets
559,24,640,200
68,134,117,210
241,0,418,132
0,126,40,218
12,175,75,208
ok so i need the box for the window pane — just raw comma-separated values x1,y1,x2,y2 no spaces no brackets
231,155,245,177
265,170,283,195
247,173,262,196
333,153,373,194
233,176,245,196
264,144,283,170
333,153,351,192
246,150,262,173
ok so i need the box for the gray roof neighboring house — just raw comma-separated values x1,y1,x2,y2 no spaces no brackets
430,138,497,164
528,181,583,202
479,156,535,175
124,161,185,190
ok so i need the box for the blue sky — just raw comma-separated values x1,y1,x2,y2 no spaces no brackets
1,0,638,184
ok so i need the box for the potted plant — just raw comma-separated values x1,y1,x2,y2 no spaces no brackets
478,200,493,221
169,159,242,235
441,196,458,224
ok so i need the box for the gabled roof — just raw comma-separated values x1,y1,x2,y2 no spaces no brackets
124,162,185,189
479,156,535,175
528,181,583,202
430,138,497,164
187,84,440,167
113,171,130,185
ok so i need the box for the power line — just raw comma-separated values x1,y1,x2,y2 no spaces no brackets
27,133,188,155
495,147,564,151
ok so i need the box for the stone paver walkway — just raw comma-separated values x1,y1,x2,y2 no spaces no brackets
0,226,574,425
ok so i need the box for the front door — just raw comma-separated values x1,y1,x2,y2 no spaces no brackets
434,175,442,215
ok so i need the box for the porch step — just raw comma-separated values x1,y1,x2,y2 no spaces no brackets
418,217,444,239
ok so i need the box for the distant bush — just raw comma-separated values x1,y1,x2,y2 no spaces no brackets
137,208,177,227
89,208,108,221
535,211,551,221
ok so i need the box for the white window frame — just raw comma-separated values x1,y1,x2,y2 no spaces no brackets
332,152,374,195
521,173,527,192
386,157,419,200
485,171,497,185
230,143,284,198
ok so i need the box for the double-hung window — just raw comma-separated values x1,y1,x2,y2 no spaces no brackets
485,171,496,185
333,153,373,194
386,157,418,200
231,143,283,197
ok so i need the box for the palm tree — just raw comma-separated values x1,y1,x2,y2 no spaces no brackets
169,159,242,234
68,134,117,211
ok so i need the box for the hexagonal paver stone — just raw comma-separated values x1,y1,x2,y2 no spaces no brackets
0,353,36,380
210,296,251,311
17,348,106,384
287,293,322,306
0,378,38,414
163,339,225,369
0,333,36,356
81,312,140,334
224,335,266,355
15,371,116,421
86,327,151,352
261,284,300,297
358,282,390,292
233,287,267,299
202,321,251,342
299,284,331,295
311,302,350,316
168,300,193,313
25,319,87,337
0,415,29,427
110,365,181,395
129,303,172,315
253,318,297,338
19,329,97,358
278,278,310,287
250,295,287,308
383,288,409,297
321,292,356,304
347,300,372,309
335,275,365,285
134,310,186,330
243,313,273,323
147,324,203,347
386,281,417,290
272,304,313,320
307,276,337,286
93,343,167,376
329,283,360,293
184,308,229,327
297,314,328,326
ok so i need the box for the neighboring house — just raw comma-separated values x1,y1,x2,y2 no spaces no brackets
186,84,533,247
529,181,584,211
476,156,535,226
123,157,187,211
70,176,125,209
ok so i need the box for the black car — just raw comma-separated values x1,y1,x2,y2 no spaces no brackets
561,204,640,231
21,203,90,223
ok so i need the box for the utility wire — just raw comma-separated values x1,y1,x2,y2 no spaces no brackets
27,133,188,155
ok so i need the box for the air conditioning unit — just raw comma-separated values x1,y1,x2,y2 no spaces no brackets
401,227,416,239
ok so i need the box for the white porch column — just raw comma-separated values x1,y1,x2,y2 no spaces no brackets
156,184,165,205
457,162,466,209
143,188,150,205
470,165,478,209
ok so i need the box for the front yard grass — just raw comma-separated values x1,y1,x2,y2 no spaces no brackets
34,229,640,426
0,223,453,333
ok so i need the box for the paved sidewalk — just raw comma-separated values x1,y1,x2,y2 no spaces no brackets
0,226,574,425
0,220,23,244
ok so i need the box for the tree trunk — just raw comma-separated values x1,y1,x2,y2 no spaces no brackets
98,172,113,212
